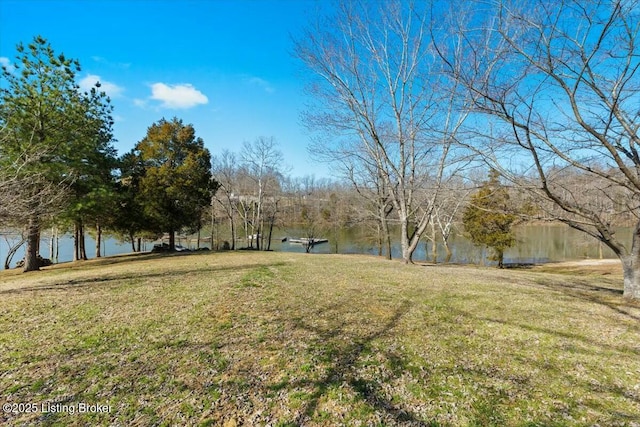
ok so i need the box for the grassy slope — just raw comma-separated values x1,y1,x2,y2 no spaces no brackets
0,251,639,426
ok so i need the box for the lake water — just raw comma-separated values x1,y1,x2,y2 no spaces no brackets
0,224,630,269
271,224,630,264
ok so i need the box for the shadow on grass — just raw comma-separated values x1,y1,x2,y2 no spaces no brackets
0,259,288,295
45,248,220,270
536,277,623,295
40,250,175,271
469,310,640,356
450,305,640,419
266,300,438,426
527,277,640,323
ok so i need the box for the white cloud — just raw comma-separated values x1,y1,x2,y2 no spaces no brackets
0,57,15,73
150,83,208,109
79,74,124,98
245,76,275,94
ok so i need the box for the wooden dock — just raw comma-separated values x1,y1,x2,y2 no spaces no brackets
287,237,328,245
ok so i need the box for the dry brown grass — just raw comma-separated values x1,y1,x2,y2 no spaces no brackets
533,258,623,276
1,251,639,426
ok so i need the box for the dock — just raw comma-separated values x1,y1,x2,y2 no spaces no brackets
287,237,328,245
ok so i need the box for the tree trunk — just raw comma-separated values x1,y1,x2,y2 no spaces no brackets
622,221,640,299
137,238,141,252
96,222,102,258
622,258,640,300
598,241,603,260
23,216,40,272
50,228,55,261
266,215,274,251
214,209,218,250
5,237,25,270
130,232,136,252
260,217,266,251
379,210,392,260
229,215,236,250
256,179,263,251
214,215,218,251
73,222,80,261
243,210,251,249
377,207,384,257
400,234,411,264
400,220,411,264
79,221,87,260
169,228,175,251
400,216,419,264
73,220,88,260
55,231,59,263
431,226,438,265
443,240,452,264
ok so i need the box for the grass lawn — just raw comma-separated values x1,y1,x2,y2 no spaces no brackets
0,251,639,426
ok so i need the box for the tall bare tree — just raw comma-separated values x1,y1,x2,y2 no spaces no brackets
344,153,394,259
241,137,284,250
0,133,66,226
438,0,640,298
428,177,473,263
212,150,240,250
295,0,469,263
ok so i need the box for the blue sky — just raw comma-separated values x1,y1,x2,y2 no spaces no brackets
0,0,331,178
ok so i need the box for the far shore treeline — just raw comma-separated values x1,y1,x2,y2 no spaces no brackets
2,0,640,300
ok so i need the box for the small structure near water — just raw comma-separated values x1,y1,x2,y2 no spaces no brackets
287,237,328,245
287,237,329,253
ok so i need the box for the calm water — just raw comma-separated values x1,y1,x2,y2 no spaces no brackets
272,224,631,264
0,224,630,269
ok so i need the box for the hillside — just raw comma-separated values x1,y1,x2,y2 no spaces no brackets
1,251,638,426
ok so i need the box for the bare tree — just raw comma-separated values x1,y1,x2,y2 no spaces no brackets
0,131,70,267
2,232,25,269
439,0,640,298
212,150,240,250
0,122,67,217
295,0,469,263
429,178,473,263
344,153,394,259
241,137,284,250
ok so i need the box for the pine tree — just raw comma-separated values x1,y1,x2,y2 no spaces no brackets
111,150,151,252
0,36,114,271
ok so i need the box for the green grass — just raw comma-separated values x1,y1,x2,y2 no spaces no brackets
0,251,639,426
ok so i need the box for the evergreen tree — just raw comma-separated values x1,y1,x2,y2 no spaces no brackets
63,88,118,260
135,118,217,251
463,170,517,268
0,36,114,271
111,150,151,252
